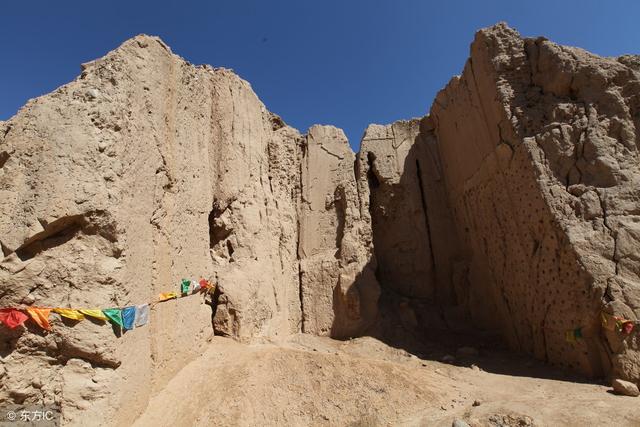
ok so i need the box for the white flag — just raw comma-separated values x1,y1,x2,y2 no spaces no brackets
134,304,150,327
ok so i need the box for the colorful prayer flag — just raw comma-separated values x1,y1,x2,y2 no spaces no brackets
54,308,85,321
601,312,616,331
565,330,575,344
103,308,123,328
181,279,191,295
0,308,29,329
79,309,108,321
191,280,200,294
199,279,214,293
565,327,583,344
622,321,635,335
122,306,136,330
0,274,209,333
134,304,149,327
26,307,52,331
158,292,178,302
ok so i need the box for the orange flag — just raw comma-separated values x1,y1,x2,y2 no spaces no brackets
26,307,52,331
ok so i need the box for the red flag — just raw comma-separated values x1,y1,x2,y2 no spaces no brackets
0,308,29,329
198,279,215,292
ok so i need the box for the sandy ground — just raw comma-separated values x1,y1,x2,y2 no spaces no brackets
132,334,640,427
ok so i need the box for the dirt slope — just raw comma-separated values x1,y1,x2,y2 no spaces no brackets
134,335,640,427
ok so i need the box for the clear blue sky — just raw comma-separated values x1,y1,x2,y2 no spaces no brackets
2,1,639,149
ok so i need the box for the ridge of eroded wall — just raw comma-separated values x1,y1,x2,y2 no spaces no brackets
430,23,640,382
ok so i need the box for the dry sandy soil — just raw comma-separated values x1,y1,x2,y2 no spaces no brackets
134,334,640,427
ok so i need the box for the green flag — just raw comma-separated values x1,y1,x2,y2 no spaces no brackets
181,279,190,295
102,308,123,328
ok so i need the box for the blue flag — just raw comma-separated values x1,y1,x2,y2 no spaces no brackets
122,306,136,330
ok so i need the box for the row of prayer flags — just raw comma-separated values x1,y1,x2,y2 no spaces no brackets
601,312,638,335
26,307,52,331
566,311,640,344
101,305,150,330
0,309,29,329
565,327,583,344
0,278,214,333
55,308,85,321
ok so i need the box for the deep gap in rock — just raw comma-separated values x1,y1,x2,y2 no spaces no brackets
208,206,232,249
0,152,9,169
366,152,380,189
298,267,305,333
415,159,437,275
334,187,346,254
209,286,224,335
226,240,234,258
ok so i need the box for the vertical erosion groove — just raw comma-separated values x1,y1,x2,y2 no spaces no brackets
298,268,305,333
415,159,437,277
208,205,232,249
297,138,306,333
366,151,380,190
334,187,346,254
0,151,9,169
365,151,382,286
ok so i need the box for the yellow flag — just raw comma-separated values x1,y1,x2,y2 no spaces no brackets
79,309,108,321
601,312,617,331
565,330,577,344
54,308,85,321
158,292,178,302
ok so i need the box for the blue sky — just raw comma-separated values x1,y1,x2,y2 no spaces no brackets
1,1,639,149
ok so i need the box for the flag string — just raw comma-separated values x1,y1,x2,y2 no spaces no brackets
565,311,639,344
0,278,215,333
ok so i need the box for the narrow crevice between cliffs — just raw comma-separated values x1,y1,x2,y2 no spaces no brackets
334,185,346,257
364,150,383,291
415,159,437,282
297,137,307,333
0,151,9,169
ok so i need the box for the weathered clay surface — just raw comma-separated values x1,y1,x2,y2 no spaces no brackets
298,125,379,338
430,23,640,383
0,35,304,424
359,119,462,306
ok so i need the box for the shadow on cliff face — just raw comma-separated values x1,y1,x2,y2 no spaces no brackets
353,121,487,366
328,257,380,339
334,120,601,384
356,119,475,337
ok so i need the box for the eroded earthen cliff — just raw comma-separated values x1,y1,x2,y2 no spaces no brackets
0,34,381,424
429,23,640,382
